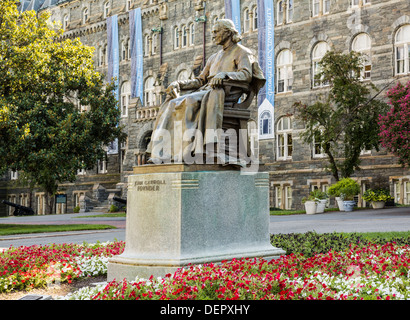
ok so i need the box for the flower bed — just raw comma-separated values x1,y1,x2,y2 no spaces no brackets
63,242,410,300
0,241,125,293
2,238,410,300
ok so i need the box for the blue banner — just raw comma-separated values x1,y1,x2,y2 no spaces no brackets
107,15,119,101
224,0,241,33
129,8,144,102
257,0,275,139
257,0,274,107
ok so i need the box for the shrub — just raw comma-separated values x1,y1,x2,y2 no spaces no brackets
362,188,393,202
73,206,80,213
328,178,360,200
109,204,119,213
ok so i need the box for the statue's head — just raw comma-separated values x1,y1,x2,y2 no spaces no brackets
211,19,242,44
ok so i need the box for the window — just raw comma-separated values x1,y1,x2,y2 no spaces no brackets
277,49,293,93
275,186,282,208
121,40,129,60
312,41,330,87
252,6,258,30
312,0,320,17
259,111,272,136
10,170,18,180
97,160,107,174
174,27,180,49
277,1,284,25
144,76,156,107
323,0,330,14
63,14,69,30
152,33,158,55
243,8,250,33
405,181,410,205
278,1,292,25
144,35,150,56
312,129,326,158
395,25,410,75
277,117,293,160
103,1,110,18
352,33,372,79
189,23,195,46
82,7,89,24
287,0,293,22
275,185,292,209
121,82,130,117
99,45,107,66
394,181,401,203
182,25,187,47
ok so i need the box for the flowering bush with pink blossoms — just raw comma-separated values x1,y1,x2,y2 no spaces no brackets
378,81,410,167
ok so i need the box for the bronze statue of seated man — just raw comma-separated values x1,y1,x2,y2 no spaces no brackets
146,19,265,165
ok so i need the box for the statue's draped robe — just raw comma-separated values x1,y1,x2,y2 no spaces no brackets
147,43,265,163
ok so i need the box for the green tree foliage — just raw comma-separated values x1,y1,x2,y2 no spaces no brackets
294,51,389,181
0,1,125,212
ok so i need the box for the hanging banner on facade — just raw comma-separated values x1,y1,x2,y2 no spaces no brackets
107,15,119,101
129,8,144,102
224,0,241,33
257,0,275,139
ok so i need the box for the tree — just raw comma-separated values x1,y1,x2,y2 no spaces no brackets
0,1,125,213
294,51,389,181
378,81,410,167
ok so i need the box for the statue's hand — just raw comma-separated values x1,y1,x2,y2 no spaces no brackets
209,72,228,88
166,81,180,98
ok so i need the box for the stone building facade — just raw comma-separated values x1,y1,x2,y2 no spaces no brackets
0,0,409,216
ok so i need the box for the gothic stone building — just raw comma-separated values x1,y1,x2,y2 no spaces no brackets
0,0,409,216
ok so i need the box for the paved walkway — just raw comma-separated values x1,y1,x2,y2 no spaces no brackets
269,206,410,234
0,207,410,248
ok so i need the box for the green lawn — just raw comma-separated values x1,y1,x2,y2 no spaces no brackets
0,224,116,236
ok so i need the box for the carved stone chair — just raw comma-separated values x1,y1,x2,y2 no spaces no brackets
221,80,255,159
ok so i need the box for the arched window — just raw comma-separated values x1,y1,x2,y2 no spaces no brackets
99,44,107,66
182,25,187,47
103,1,110,19
277,49,293,93
82,7,88,24
121,81,131,117
352,33,372,79
63,14,69,30
152,33,158,55
144,77,156,107
144,34,150,56
174,27,180,49
277,1,284,25
189,23,195,46
252,6,258,30
276,116,293,160
243,8,250,33
312,41,330,87
259,111,272,136
395,25,410,75
121,40,128,60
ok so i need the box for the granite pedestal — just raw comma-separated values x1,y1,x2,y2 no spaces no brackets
107,164,285,281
